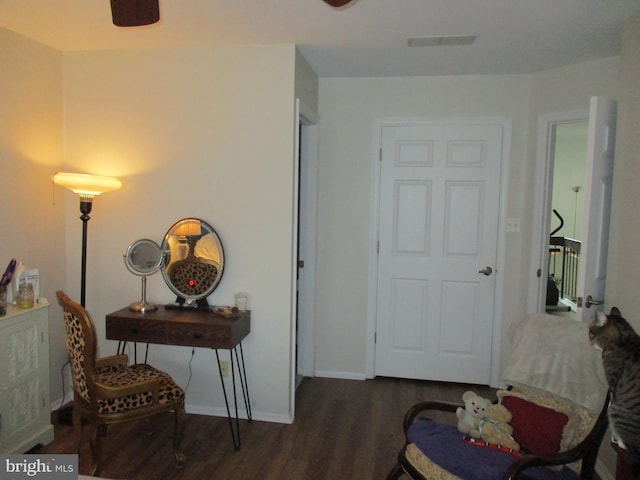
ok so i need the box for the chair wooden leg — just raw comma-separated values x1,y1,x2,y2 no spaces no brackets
71,404,83,454
87,424,100,476
88,424,108,476
173,402,186,468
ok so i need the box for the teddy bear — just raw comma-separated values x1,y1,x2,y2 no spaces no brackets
478,403,520,452
456,390,491,438
456,391,520,452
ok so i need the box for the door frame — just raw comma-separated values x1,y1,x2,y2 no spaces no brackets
527,109,588,315
290,98,319,419
365,117,511,387
296,100,319,378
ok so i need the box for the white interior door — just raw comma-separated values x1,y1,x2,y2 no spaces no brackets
374,122,504,384
576,97,617,322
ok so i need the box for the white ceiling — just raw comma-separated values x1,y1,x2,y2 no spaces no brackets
0,0,638,77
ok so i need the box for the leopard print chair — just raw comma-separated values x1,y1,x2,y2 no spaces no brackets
56,291,186,476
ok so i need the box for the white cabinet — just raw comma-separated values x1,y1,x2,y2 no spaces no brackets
0,302,54,453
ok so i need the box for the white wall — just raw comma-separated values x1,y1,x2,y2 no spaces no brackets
315,58,620,380
0,31,319,423
316,75,532,378
608,12,640,323
61,44,300,421
525,55,619,258
295,47,319,114
0,27,67,403
602,12,640,476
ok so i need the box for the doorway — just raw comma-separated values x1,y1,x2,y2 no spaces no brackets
529,97,617,321
291,99,319,412
546,120,588,317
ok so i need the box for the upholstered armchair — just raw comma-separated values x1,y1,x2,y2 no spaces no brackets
387,314,611,480
57,291,186,475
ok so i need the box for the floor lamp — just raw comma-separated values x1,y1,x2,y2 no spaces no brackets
53,172,122,306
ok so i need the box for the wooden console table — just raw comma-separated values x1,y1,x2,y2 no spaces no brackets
105,306,251,450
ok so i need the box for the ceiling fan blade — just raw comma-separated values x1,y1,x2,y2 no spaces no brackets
323,0,355,7
111,0,160,27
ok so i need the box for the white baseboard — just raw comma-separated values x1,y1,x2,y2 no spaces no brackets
313,370,366,380
185,404,293,424
50,390,74,412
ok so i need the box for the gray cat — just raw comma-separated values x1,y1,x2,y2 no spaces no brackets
589,307,640,474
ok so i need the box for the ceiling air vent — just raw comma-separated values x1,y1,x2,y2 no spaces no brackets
407,35,477,47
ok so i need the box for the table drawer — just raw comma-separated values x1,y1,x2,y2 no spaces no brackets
106,317,167,344
168,322,232,348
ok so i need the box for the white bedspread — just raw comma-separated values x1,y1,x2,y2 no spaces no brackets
501,314,608,412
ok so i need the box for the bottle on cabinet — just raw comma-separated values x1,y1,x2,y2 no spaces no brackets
16,281,34,309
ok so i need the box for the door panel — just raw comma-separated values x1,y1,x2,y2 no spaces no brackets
577,97,617,321
394,181,431,254
375,122,504,384
390,278,427,351
445,181,483,255
441,280,479,354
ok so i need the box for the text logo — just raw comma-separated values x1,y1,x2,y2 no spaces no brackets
0,455,77,479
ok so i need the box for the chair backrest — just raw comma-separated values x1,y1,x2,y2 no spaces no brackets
56,291,98,404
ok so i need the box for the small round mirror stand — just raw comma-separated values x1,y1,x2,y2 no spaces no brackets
123,238,163,312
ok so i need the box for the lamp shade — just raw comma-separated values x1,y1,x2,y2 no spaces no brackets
53,172,121,198
173,220,202,237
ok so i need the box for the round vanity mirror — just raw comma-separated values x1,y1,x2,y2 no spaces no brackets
161,218,224,310
123,238,163,312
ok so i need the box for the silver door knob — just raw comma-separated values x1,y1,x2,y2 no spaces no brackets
585,295,603,308
478,266,493,276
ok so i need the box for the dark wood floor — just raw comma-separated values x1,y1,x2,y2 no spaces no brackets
37,377,496,479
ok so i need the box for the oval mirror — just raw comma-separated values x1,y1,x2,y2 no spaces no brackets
161,218,224,310
123,238,163,312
